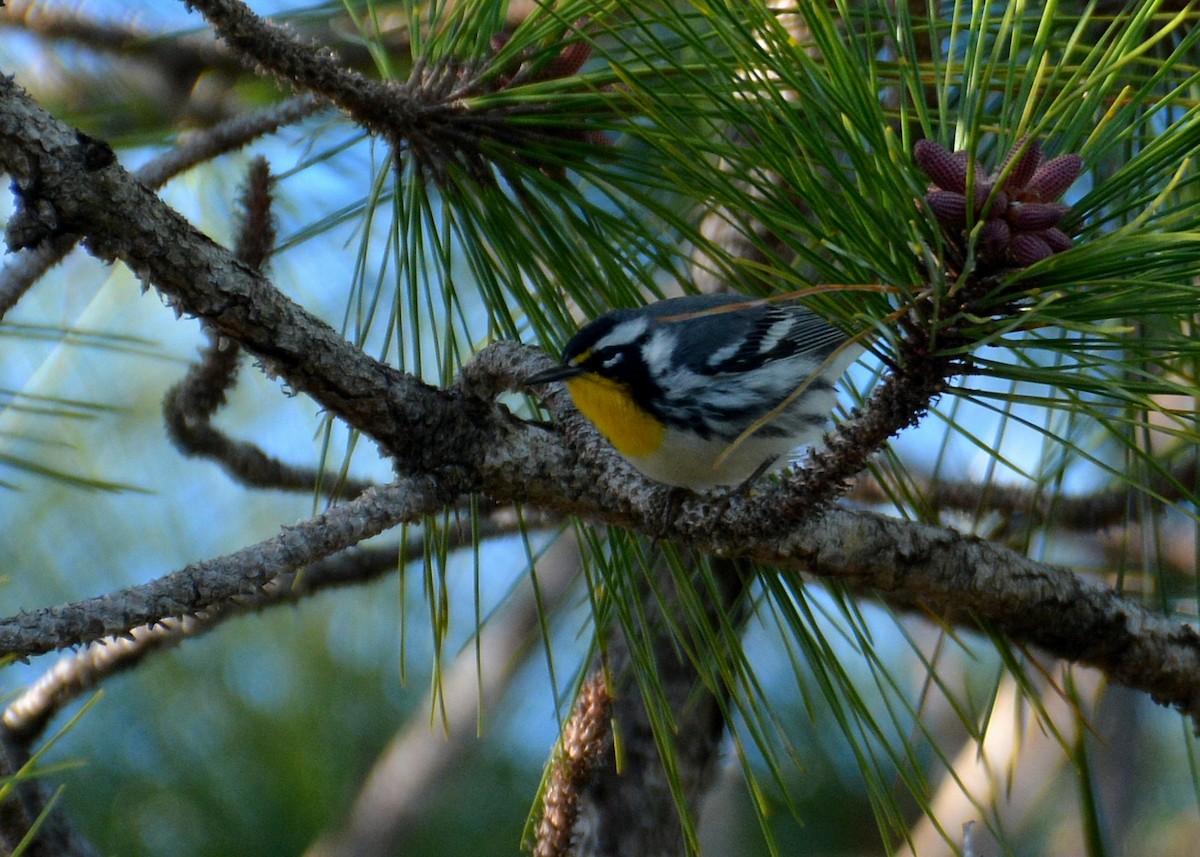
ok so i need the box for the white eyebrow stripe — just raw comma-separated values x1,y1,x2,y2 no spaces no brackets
594,317,649,350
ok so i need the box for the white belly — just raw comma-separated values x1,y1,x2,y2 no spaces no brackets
627,427,801,489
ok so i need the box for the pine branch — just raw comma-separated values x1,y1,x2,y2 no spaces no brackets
1,72,1198,721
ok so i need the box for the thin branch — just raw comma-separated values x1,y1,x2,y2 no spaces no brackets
2,0,547,102
0,234,80,320
0,478,448,658
163,155,372,497
688,4,816,295
136,94,322,188
1,504,557,745
852,448,1199,532
0,93,320,320
181,0,430,138
163,325,379,496
747,344,954,525
180,0,581,181
0,546,398,744
232,155,275,270
1,1,239,77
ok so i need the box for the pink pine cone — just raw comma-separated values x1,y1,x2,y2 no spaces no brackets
926,189,968,227
914,140,969,194
539,39,592,81
997,136,1043,190
980,218,1012,256
1039,228,1074,254
1009,233,1054,266
914,136,1082,269
1028,154,1084,201
1007,202,1070,231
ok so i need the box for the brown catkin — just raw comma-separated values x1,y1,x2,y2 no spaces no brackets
533,670,611,857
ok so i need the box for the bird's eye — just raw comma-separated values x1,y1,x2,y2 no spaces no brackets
601,352,623,370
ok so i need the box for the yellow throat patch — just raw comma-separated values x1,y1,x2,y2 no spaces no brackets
564,374,664,458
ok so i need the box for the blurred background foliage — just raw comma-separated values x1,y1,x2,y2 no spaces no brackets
1,1,1200,855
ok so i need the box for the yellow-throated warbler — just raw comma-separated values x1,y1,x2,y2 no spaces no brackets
526,293,861,489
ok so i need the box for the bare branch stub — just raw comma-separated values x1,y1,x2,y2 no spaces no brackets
162,156,374,498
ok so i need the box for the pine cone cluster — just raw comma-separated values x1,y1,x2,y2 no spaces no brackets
914,137,1082,268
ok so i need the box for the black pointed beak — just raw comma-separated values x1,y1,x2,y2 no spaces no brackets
525,364,583,386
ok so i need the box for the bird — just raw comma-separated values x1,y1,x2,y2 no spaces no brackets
525,293,861,489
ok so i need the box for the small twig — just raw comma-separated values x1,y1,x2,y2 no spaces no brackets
182,0,594,183
182,0,427,137
137,94,322,188
163,326,376,495
232,155,276,271
2,1,239,76
0,234,80,321
0,546,396,744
